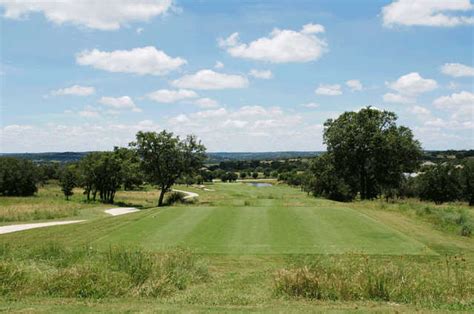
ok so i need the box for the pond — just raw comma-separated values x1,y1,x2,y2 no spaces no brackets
246,182,273,187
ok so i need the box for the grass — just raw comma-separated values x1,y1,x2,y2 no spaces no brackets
0,183,171,224
0,243,208,299
0,182,473,311
353,199,474,237
274,255,473,309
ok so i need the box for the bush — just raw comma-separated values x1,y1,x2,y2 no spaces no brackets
165,191,186,205
0,157,39,196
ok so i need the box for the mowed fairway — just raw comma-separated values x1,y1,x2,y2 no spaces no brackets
5,183,434,255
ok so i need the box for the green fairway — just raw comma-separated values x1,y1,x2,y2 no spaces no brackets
1,183,433,255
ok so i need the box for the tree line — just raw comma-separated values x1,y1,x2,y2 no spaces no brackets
0,131,206,207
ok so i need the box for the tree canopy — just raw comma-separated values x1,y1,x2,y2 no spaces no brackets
131,130,206,206
310,107,422,201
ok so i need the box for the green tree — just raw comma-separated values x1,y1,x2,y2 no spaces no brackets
77,151,124,203
59,166,77,200
252,172,259,179
131,130,206,207
323,107,422,200
418,164,462,204
460,160,474,206
308,153,355,202
0,157,38,196
240,172,247,179
113,147,143,190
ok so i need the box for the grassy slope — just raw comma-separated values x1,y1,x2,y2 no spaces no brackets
1,182,472,312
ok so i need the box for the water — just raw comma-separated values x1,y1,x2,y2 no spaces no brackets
247,182,273,187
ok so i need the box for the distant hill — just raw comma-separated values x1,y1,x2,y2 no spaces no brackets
0,151,323,164
2,150,471,164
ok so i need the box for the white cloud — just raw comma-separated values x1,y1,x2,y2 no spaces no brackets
301,23,325,34
51,85,95,96
433,91,474,124
382,0,474,27
301,102,320,108
0,120,162,152
315,84,342,96
147,89,198,103
218,24,327,63
193,98,219,108
382,92,415,104
249,69,273,79
76,46,186,76
166,105,323,151
346,79,363,91
214,61,224,69
441,63,474,77
410,105,431,116
99,96,141,112
0,0,173,30
387,72,438,95
171,69,249,90
433,91,474,109
136,27,144,34
78,108,101,118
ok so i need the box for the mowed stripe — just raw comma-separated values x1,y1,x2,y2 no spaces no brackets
95,206,215,248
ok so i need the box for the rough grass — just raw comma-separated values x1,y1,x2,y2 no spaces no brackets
0,243,208,299
354,199,474,237
274,255,474,310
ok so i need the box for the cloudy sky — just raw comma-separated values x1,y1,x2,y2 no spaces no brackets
0,0,473,153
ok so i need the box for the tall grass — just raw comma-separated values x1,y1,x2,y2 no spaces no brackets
357,199,473,237
274,255,473,309
0,243,208,299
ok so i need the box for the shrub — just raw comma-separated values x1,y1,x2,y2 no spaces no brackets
165,191,186,205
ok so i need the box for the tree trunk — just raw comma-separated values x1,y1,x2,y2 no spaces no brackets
158,187,166,207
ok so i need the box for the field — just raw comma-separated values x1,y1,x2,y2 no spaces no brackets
1,182,473,312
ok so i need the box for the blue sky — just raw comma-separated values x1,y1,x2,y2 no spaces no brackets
0,0,473,152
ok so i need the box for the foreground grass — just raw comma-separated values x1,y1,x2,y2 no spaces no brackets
275,255,473,310
0,243,208,299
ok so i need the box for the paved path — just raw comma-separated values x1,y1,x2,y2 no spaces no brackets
172,189,199,200
0,220,86,235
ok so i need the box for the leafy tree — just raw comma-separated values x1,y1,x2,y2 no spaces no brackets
252,172,259,179
0,157,38,196
59,166,77,200
460,160,474,206
240,172,247,179
322,107,422,200
77,151,124,203
418,164,462,204
308,153,355,202
113,147,143,190
131,130,206,207
77,153,101,201
263,169,271,178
